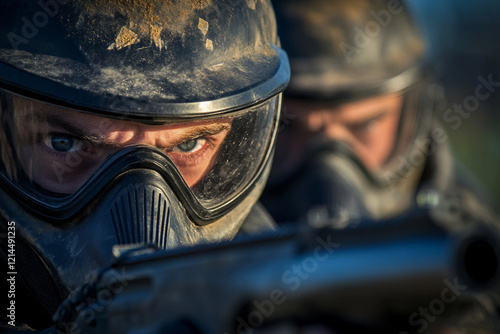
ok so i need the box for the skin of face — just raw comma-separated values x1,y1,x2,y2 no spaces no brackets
12,97,232,194
273,93,403,176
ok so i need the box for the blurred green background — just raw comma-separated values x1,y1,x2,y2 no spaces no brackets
445,101,500,202
409,0,500,202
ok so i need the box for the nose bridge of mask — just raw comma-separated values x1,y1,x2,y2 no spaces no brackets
303,155,371,225
315,149,418,220
104,169,173,247
263,141,370,224
311,151,371,216
87,169,177,244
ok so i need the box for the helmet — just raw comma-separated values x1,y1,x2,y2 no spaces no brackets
0,0,289,329
262,0,439,223
274,0,427,101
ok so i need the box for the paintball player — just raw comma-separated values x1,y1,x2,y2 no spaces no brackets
262,0,499,227
258,1,500,332
0,0,289,331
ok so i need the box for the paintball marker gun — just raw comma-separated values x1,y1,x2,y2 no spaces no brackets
52,207,500,334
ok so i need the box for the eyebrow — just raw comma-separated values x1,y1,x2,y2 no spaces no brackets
35,113,231,149
167,123,231,148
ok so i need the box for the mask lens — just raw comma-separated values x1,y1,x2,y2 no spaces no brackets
0,91,279,211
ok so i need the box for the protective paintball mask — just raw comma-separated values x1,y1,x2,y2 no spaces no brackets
0,90,285,290
262,86,436,225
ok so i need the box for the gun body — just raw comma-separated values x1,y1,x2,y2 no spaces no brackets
54,210,500,334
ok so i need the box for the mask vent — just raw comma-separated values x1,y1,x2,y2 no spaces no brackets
110,185,170,249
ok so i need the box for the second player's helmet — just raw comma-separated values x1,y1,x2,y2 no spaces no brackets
275,0,427,101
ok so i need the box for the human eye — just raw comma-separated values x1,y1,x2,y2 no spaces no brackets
172,137,207,154
167,136,214,169
349,112,387,134
165,131,228,188
164,122,231,187
43,133,84,153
